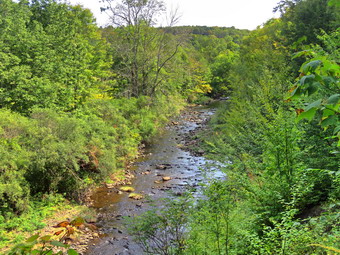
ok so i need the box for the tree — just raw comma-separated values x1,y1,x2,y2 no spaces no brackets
277,0,339,45
103,0,165,27
0,0,110,114
274,0,301,14
210,51,237,97
101,0,182,98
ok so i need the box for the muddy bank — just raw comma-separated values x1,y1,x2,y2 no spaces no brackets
82,104,223,255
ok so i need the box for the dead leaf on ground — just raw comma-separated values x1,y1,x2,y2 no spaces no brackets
54,230,64,236
53,221,70,228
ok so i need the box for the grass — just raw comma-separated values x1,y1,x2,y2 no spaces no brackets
0,194,95,253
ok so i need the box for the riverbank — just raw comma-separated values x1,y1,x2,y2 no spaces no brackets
0,95,187,254
50,104,217,254
84,104,219,255
1,102,218,255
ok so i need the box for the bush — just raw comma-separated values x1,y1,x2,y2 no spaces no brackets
0,109,31,215
125,197,190,255
22,109,87,197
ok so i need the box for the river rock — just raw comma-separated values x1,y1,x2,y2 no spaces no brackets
162,176,171,181
105,183,116,189
119,186,135,192
155,164,171,170
128,193,144,200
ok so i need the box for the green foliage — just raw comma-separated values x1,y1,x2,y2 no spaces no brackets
278,0,339,45
102,23,247,99
0,93,184,212
1,0,339,252
126,4,339,254
0,93,184,248
0,193,67,249
0,109,31,215
0,0,110,114
25,109,89,196
290,30,340,144
186,181,234,255
185,7,339,254
6,233,78,255
165,26,249,41
101,0,182,98
125,197,191,255
209,51,237,97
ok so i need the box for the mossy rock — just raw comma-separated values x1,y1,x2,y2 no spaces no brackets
119,186,135,192
128,193,144,200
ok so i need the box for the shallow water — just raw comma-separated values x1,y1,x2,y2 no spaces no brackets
86,106,224,255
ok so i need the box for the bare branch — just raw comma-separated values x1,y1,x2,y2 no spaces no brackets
166,5,181,27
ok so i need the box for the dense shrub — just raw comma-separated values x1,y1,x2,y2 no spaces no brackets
0,94,185,219
0,110,31,215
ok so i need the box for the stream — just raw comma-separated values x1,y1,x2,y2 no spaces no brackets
85,104,224,255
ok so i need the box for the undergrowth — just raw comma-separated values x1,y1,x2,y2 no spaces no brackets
0,194,70,250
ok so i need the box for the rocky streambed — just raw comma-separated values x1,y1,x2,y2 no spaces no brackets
85,105,224,255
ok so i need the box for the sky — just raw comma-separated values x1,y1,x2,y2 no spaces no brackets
67,0,281,30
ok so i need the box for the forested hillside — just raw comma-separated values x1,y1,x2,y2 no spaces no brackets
185,2,340,252
0,0,247,249
0,0,339,253
124,0,340,254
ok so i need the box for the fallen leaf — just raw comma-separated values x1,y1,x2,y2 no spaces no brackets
53,221,70,228
54,230,64,236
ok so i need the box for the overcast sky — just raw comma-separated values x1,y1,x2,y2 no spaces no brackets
67,0,281,30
